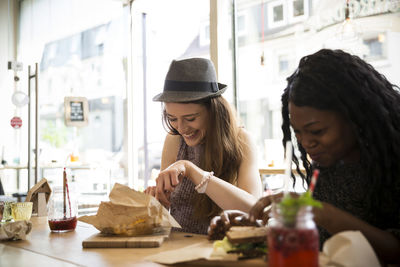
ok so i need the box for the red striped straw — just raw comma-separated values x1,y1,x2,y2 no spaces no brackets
309,169,320,195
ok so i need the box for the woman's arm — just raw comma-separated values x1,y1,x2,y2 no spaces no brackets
145,134,180,207
159,160,258,212
315,203,400,264
156,129,262,213
236,129,263,198
160,134,180,171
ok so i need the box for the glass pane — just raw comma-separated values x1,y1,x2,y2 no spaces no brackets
273,5,284,22
227,0,400,192
17,0,128,214
131,0,210,190
293,0,305,17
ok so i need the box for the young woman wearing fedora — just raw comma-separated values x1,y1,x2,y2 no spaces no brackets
144,58,262,235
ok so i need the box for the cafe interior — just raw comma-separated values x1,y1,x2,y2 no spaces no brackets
1,0,399,266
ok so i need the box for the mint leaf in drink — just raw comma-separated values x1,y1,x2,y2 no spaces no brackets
298,191,323,208
278,191,322,227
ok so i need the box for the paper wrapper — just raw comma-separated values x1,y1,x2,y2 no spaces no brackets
78,183,181,236
145,239,239,265
319,231,381,267
0,220,33,241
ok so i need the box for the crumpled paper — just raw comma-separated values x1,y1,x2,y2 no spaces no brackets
0,220,33,241
319,231,381,267
78,183,181,236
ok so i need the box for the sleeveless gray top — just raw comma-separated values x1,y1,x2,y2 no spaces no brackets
169,137,210,235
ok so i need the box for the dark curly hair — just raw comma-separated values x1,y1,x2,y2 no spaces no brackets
281,49,400,210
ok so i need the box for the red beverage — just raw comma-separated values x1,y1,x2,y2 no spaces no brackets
268,227,319,267
267,204,319,267
48,171,78,232
48,216,77,232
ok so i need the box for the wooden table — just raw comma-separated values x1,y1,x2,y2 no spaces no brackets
259,167,306,176
1,217,266,267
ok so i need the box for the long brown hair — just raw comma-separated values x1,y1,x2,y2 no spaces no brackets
162,96,244,219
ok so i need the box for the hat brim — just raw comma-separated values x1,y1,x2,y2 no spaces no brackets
152,83,227,103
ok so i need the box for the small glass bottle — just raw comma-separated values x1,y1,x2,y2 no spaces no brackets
267,204,319,267
47,185,78,232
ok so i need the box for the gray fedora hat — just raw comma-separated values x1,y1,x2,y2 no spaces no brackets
152,58,227,102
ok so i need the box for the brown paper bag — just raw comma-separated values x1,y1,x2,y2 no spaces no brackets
78,183,180,236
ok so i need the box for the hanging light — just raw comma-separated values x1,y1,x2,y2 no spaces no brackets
337,0,361,42
260,0,265,66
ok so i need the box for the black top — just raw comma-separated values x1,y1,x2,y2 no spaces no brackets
312,162,400,247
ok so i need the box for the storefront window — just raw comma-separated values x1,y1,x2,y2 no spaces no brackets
130,0,210,189
229,0,400,180
16,0,128,213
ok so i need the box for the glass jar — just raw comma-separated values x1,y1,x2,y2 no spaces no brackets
267,204,319,267
47,185,77,232
1,201,15,223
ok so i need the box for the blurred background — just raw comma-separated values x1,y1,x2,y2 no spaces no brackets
1,0,399,213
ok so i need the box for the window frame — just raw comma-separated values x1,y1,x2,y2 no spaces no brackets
268,0,287,29
288,0,309,24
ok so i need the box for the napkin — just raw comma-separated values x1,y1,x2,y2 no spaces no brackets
145,239,238,264
319,231,381,267
0,220,33,241
78,183,181,236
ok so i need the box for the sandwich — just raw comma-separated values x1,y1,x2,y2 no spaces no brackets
213,226,268,259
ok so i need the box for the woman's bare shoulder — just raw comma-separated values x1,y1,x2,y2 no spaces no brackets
238,127,258,154
238,127,253,143
161,134,181,170
164,133,181,147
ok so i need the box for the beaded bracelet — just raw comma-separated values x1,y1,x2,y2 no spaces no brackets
194,171,214,193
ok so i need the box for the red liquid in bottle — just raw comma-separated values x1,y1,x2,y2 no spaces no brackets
268,227,319,267
48,216,77,231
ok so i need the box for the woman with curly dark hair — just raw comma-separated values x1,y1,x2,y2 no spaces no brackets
250,49,400,264
208,49,400,264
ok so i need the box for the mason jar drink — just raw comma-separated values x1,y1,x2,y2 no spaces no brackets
268,204,319,267
47,185,77,232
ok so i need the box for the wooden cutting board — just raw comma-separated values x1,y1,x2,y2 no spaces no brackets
82,232,169,248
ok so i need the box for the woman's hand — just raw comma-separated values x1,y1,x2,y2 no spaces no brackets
249,192,293,224
143,186,171,208
144,186,156,197
208,210,263,240
155,160,187,207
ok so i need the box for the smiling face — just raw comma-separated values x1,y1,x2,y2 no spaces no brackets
164,102,209,147
289,102,360,167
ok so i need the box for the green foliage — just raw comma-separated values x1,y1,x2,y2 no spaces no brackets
213,236,267,254
278,191,322,227
41,120,68,148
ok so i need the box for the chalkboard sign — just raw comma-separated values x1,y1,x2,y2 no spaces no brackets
70,101,84,121
64,96,89,127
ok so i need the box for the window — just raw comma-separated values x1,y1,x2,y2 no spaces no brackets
199,21,210,46
363,34,386,61
268,0,286,28
17,0,128,212
288,0,309,23
278,54,289,74
237,13,247,36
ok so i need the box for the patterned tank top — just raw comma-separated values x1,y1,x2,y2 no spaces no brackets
169,137,210,235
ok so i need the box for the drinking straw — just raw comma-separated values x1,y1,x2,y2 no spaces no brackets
283,141,293,196
63,167,66,218
309,169,320,196
65,171,72,217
